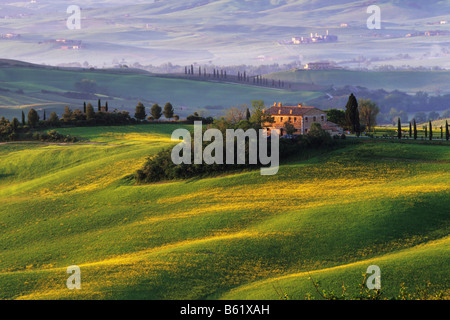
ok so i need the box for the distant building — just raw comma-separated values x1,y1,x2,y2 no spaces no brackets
263,103,343,136
0,33,21,39
291,31,338,44
304,62,338,70
340,23,348,28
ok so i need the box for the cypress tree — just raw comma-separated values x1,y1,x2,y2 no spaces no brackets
398,118,402,139
441,126,443,140
446,120,449,141
43,110,46,121
413,119,417,140
425,126,428,138
83,102,87,113
21,110,25,125
105,101,109,112
344,93,361,135
409,122,412,138
429,121,433,140
98,99,101,112
246,108,251,121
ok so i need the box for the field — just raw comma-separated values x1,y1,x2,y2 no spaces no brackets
1,0,450,68
0,124,449,300
0,64,322,120
267,69,450,95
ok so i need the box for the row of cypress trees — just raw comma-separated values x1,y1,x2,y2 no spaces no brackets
399,118,449,141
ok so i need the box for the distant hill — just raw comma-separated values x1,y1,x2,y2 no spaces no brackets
0,62,321,120
266,69,450,94
0,0,449,67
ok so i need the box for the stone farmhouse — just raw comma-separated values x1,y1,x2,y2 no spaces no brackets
263,103,343,136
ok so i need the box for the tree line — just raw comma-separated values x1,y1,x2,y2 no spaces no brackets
184,65,287,88
326,93,450,141
0,99,197,142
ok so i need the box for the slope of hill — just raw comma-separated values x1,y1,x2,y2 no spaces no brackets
0,62,322,119
0,126,448,299
1,0,449,67
266,69,450,94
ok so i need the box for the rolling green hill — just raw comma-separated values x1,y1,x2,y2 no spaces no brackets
0,125,448,299
267,69,450,94
0,63,322,120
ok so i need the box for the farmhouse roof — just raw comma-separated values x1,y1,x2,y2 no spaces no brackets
265,103,325,116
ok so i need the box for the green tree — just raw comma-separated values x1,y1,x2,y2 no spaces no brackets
284,120,296,136
105,101,109,112
163,102,174,120
446,120,449,141
413,119,417,140
134,102,146,121
345,93,361,134
12,117,19,130
27,108,39,127
397,118,402,139
429,121,433,141
246,108,251,121
326,109,346,127
86,103,95,120
63,106,72,123
249,99,273,129
151,104,162,121
21,110,25,126
359,99,379,132
173,115,180,121
48,111,59,125
83,102,87,114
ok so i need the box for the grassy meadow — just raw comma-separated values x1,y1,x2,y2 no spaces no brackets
267,69,450,94
0,124,449,300
0,64,322,120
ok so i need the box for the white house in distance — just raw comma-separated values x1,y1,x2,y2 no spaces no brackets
263,103,343,136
